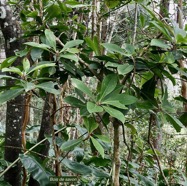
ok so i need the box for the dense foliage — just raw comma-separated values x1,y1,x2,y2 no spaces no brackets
0,0,187,185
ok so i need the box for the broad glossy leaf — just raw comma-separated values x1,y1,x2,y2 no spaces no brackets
22,58,30,72
62,158,92,175
150,39,170,49
2,67,23,76
71,78,94,99
85,37,100,55
92,168,109,178
165,113,185,132
36,82,60,95
45,29,56,50
94,135,110,143
0,75,18,80
0,56,17,69
103,93,137,106
27,61,56,74
103,106,125,123
117,64,134,75
61,40,83,52
0,88,24,105
101,99,127,109
24,42,51,51
60,138,82,151
99,74,118,101
64,96,85,107
84,117,98,133
60,53,78,62
67,48,80,54
87,102,103,113
91,137,104,158
23,82,35,92
140,71,154,87
102,43,125,55
20,154,51,186
31,48,43,61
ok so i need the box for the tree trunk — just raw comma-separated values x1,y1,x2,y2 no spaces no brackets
112,121,121,186
177,0,187,176
28,94,54,186
0,1,24,185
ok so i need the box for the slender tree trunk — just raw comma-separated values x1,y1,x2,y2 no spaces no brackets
177,0,187,176
28,94,54,186
0,1,24,185
150,0,170,151
112,121,121,186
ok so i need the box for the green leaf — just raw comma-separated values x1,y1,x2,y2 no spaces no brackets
136,173,154,186
101,99,127,109
61,40,83,52
84,117,99,133
62,159,92,175
103,93,137,106
45,29,56,50
23,82,35,92
20,154,51,186
30,48,43,61
104,0,120,8
103,106,125,123
99,74,118,101
0,88,24,105
87,102,103,113
92,168,109,178
140,71,154,87
60,138,83,151
71,78,94,99
27,61,56,74
64,96,85,107
0,56,17,69
117,64,134,75
179,112,187,127
165,113,185,132
102,43,125,55
2,67,23,76
24,42,51,51
67,48,80,54
60,53,78,62
94,135,110,143
90,137,105,158
45,4,61,19
122,43,135,55
85,37,100,55
150,39,170,49
22,58,30,72
36,82,60,95
125,123,137,134
0,75,18,80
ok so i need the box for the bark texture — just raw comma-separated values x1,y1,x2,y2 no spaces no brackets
0,1,24,186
